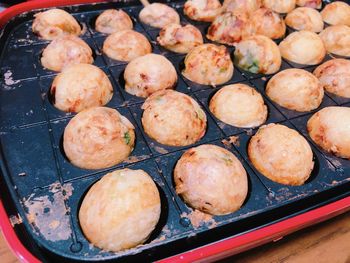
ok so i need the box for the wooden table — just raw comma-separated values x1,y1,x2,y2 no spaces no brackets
1,211,350,263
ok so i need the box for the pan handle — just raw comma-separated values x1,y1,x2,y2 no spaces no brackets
0,0,110,28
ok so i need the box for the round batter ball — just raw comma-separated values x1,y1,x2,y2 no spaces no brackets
32,9,81,40
321,1,350,26
124,54,177,98
279,30,326,65
285,7,324,32
262,0,296,13
209,84,268,128
157,23,203,54
50,64,113,113
103,30,152,62
313,59,350,98
79,168,161,252
63,107,135,169
182,44,234,86
248,7,286,39
248,123,314,186
296,0,322,9
95,9,133,34
184,0,223,22
139,3,180,28
41,35,93,72
174,144,248,215
308,107,350,159
319,25,350,57
234,35,281,74
266,69,324,112
207,12,250,46
223,0,262,14
141,90,207,146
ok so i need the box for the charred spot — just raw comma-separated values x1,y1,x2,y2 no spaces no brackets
200,206,210,213
67,100,81,113
208,24,219,36
188,150,196,157
50,86,56,104
33,30,42,38
205,202,212,206
221,35,241,45
140,73,149,81
264,10,274,17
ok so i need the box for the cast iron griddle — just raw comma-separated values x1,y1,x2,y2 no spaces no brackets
0,0,349,262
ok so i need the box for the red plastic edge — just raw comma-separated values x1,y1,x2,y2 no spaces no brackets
0,0,108,28
0,1,349,263
1,197,349,263
0,200,40,263
158,196,350,263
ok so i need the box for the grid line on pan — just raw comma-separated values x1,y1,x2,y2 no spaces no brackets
37,72,82,249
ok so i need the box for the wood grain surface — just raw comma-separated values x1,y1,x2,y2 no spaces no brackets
1,211,350,263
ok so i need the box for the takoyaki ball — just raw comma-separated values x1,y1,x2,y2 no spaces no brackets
103,30,152,62
157,24,203,54
296,0,322,9
79,168,161,252
248,123,314,186
124,54,177,98
266,69,324,112
182,44,234,86
285,7,324,33
279,30,325,65
262,0,296,13
248,7,286,39
308,106,350,159
51,64,113,113
209,84,268,128
319,25,350,57
321,1,350,26
174,144,248,215
183,0,223,22
141,90,207,146
139,3,180,28
41,35,93,72
223,0,261,14
207,12,250,46
32,9,81,40
313,59,350,98
95,9,133,34
234,35,281,74
63,107,135,170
